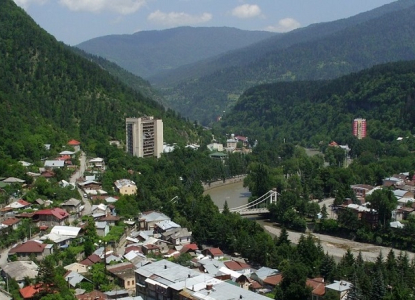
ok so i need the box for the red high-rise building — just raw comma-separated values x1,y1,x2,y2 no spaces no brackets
353,118,367,139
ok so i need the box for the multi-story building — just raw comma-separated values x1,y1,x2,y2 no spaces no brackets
353,118,367,139
126,117,163,158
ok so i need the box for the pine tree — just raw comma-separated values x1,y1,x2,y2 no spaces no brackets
370,268,386,300
347,270,363,300
320,252,336,282
276,226,290,246
321,203,328,220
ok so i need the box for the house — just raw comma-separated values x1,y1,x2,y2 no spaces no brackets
61,198,82,214
142,244,160,256
8,241,53,261
207,143,224,152
40,225,82,248
91,204,111,219
99,215,121,226
134,259,202,299
197,258,225,275
202,247,224,259
5,199,31,210
64,271,91,288
32,208,69,227
2,217,21,229
325,280,352,300
68,139,81,152
19,284,47,299
114,179,137,195
223,260,251,274
88,157,105,171
306,277,326,300
138,211,170,230
251,267,281,290
154,220,181,233
78,180,102,191
351,184,374,201
95,221,109,237
76,290,107,300
2,177,25,184
44,160,65,169
107,262,136,291
80,254,102,266
1,261,38,287
161,227,192,246
64,262,89,274
104,289,131,299
179,243,199,255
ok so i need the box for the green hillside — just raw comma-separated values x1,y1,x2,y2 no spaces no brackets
0,0,197,161
218,61,415,146
160,1,415,124
77,26,276,79
150,0,415,87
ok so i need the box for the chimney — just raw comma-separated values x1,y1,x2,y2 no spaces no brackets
206,284,213,290
164,265,167,269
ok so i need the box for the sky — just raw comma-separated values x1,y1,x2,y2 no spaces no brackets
14,0,398,46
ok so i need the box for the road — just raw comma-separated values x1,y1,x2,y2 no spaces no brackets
264,224,415,262
69,152,91,216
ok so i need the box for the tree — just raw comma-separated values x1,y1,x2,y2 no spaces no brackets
366,189,397,227
321,204,328,220
347,270,363,300
276,262,310,300
276,226,290,246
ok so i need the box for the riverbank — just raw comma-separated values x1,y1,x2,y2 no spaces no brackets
202,175,246,191
262,222,415,262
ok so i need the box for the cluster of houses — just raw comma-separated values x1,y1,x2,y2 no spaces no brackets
1,209,352,300
343,172,415,228
207,134,252,160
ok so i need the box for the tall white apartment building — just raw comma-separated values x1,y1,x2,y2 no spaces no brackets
126,117,163,158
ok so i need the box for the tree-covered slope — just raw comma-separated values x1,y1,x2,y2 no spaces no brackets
76,26,276,79
0,0,197,161
150,0,415,88
160,1,415,124
218,61,415,146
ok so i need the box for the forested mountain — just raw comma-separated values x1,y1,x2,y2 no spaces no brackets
157,0,415,124
150,0,415,87
218,60,415,147
0,0,198,161
76,27,276,79
71,48,166,105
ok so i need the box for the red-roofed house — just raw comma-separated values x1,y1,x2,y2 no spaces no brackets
32,208,69,226
203,247,224,259
80,254,102,266
20,284,44,299
180,243,198,255
306,277,326,300
263,274,283,289
67,139,81,152
76,290,107,300
2,217,21,229
224,260,251,273
5,199,31,210
9,241,53,261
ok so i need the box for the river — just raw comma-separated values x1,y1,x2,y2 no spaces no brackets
204,181,250,210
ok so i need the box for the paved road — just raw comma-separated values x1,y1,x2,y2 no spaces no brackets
69,152,91,216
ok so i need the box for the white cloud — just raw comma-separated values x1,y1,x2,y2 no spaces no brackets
58,0,147,15
13,0,48,9
231,4,261,19
265,18,301,33
147,10,212,26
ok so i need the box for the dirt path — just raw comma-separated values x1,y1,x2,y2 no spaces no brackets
264,225,415,262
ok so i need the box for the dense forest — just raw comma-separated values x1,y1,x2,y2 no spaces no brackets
77,26,275,79
0,0,201,162
217,60,415,147
157,1,415,123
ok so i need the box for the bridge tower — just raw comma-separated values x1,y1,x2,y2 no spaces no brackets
269,188,278,204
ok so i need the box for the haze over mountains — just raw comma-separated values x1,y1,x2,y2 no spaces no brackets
77,0,415,125
77,27,276,79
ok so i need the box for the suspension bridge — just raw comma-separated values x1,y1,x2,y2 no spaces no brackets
219,189,278,215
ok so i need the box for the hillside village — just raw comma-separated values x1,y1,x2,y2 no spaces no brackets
0,134,414,300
